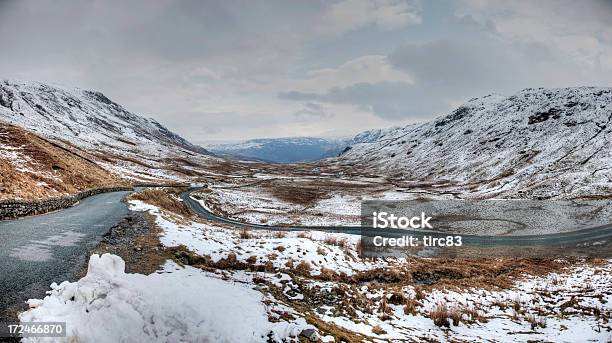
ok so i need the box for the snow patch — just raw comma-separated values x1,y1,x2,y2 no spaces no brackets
20,254,301,342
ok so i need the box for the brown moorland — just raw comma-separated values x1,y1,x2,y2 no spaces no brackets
0,121,127,200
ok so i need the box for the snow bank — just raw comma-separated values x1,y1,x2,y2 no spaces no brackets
129,199,386,276
20,254,299,342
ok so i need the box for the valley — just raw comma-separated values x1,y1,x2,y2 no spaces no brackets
0,82,610,342
205,137,349,163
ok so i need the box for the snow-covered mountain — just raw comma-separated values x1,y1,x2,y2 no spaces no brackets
337,87,612,199
206,137,349,163
0,80,214,182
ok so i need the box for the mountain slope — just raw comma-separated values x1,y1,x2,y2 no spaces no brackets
0,80,214,182
206,137,349,163
0,121,126,200
337,87,612,199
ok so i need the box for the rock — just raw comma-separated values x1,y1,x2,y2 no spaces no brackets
300,328,318,342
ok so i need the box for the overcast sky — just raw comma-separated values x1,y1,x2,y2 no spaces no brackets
1,0,611,144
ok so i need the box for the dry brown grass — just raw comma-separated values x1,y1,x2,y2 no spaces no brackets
319,267,339,281
342,258,568,291
285,259,294,269
448,307,463,326
355,239,364,257
129,188,192,217
273,230,287,238
297,232,311,239
371,325,386,335
429,303,457,327
0,122,127,200
239,228,252,239
265,182,328,206
294,260,312,276
491,299,509,311
526,314,547,329
512,297,522,313
403,296,419,315
323,236,347,248
164,186,192,196
262,279,368,342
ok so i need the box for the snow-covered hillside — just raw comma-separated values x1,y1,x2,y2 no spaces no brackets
0,80,214,182
337,87,612,199
206,137,349,163
0,122,126,200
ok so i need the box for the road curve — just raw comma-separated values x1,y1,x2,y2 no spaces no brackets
0,190,131,319
181,190,612,250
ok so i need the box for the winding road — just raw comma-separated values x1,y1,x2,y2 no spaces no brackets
181,190,612,251
0,191,131,320
1,188,610,320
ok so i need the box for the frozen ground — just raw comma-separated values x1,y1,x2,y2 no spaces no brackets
130,199,612,342
22,198,610,342
197,182,612,235
302,264,612,342
128,199,386,275
21,254,307,342
199,179,413,226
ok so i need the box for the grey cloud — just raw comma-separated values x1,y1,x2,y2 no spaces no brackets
386,28,594,95
388,39,516,89
1,1,611,142
280,13,612,122
0,0,331,141
281,81,446,120
165,110,287,145
293,102,334,118
282,81,411,103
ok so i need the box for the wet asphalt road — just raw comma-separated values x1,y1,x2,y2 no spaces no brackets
1,187,609,319
0,191,131,319
181,190,612,253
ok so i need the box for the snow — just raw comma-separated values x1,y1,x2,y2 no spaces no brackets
20,254,303,343
23,196,610,342
0,80,216,183
338,87,612,199
0,142,42,175
127,198,612,341
201,184,422,227
306,263,612,342
128,200,386,276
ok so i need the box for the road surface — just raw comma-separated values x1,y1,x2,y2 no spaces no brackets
0,191,131,319
181,190,612,251
1,187,609,320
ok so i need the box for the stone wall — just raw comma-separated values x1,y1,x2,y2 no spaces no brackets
0,186,133,220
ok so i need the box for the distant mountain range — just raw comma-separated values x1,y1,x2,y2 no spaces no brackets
205,137,349,163
336,87,612,199
1,80,610,200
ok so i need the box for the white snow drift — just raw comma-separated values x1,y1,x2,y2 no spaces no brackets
20,254,301,343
